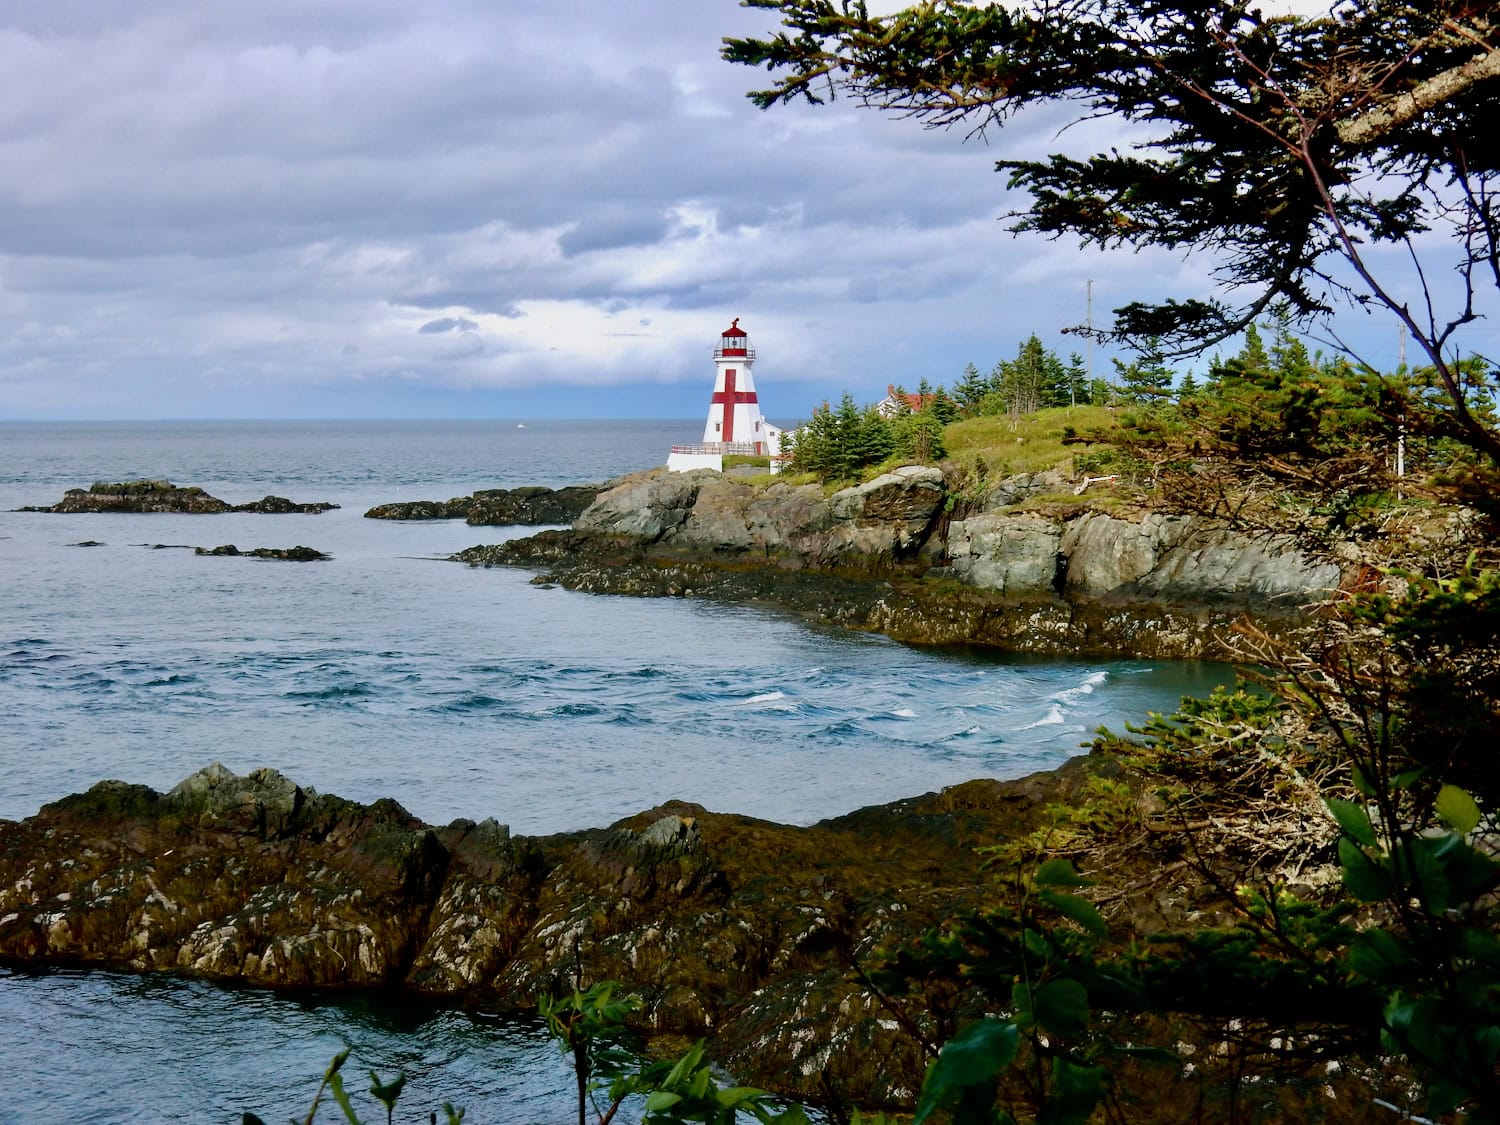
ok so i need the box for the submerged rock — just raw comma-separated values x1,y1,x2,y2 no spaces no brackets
0,761,1104,1105
18,479,337,514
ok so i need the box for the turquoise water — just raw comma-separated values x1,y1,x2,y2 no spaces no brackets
0,420,1232,1120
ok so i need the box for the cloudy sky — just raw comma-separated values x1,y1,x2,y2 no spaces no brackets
0,1,1489,421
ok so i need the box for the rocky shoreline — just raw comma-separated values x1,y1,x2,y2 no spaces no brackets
0,761,1118,1104
454,465,1343,662
3,461,1352,1106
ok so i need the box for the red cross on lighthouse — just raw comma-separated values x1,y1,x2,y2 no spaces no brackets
711,368,758,443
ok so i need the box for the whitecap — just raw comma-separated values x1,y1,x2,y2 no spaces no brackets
1049,669,1109,702
740,690,786,705
890,707,917,718
1015,703,1066,730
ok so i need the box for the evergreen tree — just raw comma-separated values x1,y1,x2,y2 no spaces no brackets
856,403,895,467
1061,352,1089,406
1237,324,1270,374
999,335,1049,416
929,386,962,425
728,0,1500,468
953,362,989,414
787,401,833,477
829,393,863,480
892,404,947,464
1112,340,1174,405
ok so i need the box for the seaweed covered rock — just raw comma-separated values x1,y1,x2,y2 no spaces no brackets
364,484,604,525
17,479,337,514
230,495,338,514
193,544,329,561
0,760,1102,1105
22,480,232,513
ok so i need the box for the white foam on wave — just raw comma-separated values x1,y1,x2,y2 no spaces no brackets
740,691,786,705
1015,703,1066,730
1049,669,1109,702
890,707,917,719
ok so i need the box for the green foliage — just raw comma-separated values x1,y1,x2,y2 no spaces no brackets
1197,320,1395,462
788,390,947,481
540,981,645,1125
541,982,813,1125
1324,784,1500,1115
728,0,1500,469
957,337,1087,419
1110,340,1174,407
890,404,948,464
242,1049,464,1125
1069,446,1150,487
880,858,1149,1125
1345,560,1500,806
914,1019,1019,1125
953,362,990,414
722,454,772,470
625,1041,811,1124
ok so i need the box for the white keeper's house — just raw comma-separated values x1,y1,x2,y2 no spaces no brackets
667,318,784,473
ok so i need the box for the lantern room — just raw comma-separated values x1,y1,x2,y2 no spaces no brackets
715,317,753,359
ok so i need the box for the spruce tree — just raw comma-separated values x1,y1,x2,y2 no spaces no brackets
953,362,989,414
1113,341,1174,405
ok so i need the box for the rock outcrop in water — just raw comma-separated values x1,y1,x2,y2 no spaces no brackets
0,762,1112,1105
193,544,330,561
364,483,606,525
18,480,338,514
454,467,1343,661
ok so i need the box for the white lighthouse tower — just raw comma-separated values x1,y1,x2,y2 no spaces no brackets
667,318,783,473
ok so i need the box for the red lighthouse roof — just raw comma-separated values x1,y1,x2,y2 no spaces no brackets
722,317,747,337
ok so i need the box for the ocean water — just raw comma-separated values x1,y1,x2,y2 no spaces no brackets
0,420,1233,1120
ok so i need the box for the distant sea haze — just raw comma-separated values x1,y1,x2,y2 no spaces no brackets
0,419,1230,1119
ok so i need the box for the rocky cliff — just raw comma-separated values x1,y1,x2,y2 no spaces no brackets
0,762,1112,1105
456,466,1342,661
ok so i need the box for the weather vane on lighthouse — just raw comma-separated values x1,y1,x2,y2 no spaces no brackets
667,318,783,473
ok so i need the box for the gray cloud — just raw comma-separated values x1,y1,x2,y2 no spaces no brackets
419,317,478,334
0,1,1464,420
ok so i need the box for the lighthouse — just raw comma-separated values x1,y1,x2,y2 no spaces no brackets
667,318,783,473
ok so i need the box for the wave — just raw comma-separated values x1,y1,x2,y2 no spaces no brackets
816,718,867,739
143,674,199,688
531,702,605,719
1049,669,1109,703
739,691,786,705
433,693,508,713
606,667,668,681
605,711,652,727
286,682,377,703
1014,703,1066,730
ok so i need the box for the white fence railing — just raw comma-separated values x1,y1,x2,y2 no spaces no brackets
670,442,760,455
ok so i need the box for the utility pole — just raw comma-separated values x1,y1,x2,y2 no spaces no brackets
1085,278,1094,405
1397,326,1407,479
